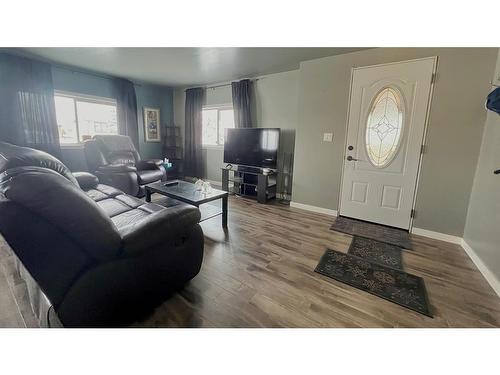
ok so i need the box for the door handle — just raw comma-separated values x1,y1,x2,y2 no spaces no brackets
346,155,359,162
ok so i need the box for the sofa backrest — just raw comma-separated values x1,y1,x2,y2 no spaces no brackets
0,141,78,185
93,135,140,165
0,166,122,262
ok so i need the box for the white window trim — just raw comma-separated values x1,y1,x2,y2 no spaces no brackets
202,104,234,149
54,90,118,148
202,144,224,150
55,90,117,106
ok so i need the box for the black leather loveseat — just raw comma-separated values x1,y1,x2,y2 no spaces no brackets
0,142,204,327
84,135,166,197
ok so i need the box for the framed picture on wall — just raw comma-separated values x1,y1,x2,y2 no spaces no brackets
143,107,161,142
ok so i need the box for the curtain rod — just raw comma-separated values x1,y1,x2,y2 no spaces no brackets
184,78,260,92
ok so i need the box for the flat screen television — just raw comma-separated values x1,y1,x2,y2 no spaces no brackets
224,128,280,169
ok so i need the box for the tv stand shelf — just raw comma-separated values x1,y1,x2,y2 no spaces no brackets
222,167,277,204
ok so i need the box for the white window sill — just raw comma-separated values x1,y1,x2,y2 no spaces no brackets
60,144,84,150
202,144,224,150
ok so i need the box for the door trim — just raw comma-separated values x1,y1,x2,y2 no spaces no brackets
337,56,438,232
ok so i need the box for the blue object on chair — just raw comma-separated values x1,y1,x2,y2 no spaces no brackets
486,87,500,115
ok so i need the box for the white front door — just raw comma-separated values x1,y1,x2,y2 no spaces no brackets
339,57,436,229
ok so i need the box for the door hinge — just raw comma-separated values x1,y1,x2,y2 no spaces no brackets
431,73,437,84
410,209,416,218
420,144,426,154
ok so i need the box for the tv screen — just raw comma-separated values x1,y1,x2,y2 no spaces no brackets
224,128,280,169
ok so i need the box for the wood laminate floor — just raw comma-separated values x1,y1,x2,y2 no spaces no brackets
134,195,500,327
1,195,500,328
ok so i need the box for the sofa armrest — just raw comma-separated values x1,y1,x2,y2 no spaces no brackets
98,164,137,173
136,159,162,171
120,204,201,255
72,172,99,190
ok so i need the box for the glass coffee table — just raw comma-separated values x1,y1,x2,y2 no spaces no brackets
145,180,229,227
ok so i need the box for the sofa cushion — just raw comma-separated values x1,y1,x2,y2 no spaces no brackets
94,184,123,197
137,169,163,184
115,194,144,208
85,189,109,202
111,209,151,228
97,198,132,217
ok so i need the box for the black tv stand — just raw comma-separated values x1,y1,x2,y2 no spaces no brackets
221,166,276,204
235,165,262,174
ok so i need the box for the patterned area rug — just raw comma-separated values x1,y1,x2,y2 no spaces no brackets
315,249,431,317
348,236,403,271
330,216,412,249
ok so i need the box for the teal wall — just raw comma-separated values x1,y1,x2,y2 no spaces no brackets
51,65,174,170
135,84,173,159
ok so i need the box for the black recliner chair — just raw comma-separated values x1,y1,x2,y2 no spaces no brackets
0,142,204,327
84,135,166,197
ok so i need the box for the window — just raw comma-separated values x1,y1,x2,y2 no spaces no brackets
54,92,118,145
365,87,404,168
202,106,235,146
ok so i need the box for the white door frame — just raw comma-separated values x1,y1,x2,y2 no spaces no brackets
337,56,438,232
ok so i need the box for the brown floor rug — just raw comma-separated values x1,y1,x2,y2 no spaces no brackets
348,236,404,271
330,216,413,249
315,248,431,317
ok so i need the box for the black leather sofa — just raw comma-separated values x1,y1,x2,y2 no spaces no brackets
0,142,204,327
84,135,166,197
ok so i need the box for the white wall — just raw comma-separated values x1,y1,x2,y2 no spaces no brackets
463,49,500,282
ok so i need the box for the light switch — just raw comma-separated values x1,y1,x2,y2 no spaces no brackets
323,133,333,142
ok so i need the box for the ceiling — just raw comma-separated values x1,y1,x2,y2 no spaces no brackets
17,47,367,87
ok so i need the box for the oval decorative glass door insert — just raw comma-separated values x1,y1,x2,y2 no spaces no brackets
365,87,404,167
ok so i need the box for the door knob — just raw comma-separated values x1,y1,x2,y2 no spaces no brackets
346,155,359,162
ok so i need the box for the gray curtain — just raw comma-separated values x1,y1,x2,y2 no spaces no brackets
184,87,204,178
0,53,61,158
116,78,139,148
231,79,252,128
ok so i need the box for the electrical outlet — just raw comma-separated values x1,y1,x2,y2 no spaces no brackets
323,133,333,142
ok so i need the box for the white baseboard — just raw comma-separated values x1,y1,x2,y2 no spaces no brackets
461,239,500,297
411,227,462,244
290,201,338,216
410,228,500,297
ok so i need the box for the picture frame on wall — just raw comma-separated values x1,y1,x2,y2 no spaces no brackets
143,107,161,142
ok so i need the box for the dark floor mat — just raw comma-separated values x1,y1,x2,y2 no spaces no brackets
330,216,412,249
315,249,431,317
348,236,404,271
